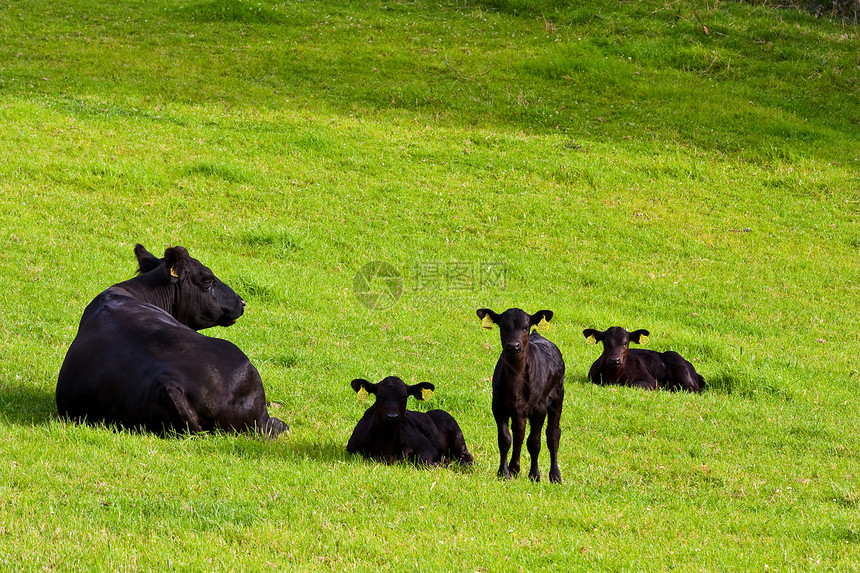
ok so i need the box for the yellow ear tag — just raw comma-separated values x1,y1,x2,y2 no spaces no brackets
535,317,550,332
481,315,495,330
170,266,178,278
638,335,649,346
420,388,434,401
356,387,369,400
586,334,597,345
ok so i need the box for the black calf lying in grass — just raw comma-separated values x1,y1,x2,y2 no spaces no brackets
346,376,473,466
583,326,705,392
477,308,565,483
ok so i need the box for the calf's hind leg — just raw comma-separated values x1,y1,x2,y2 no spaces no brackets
495,417,513,479
545,400,563,483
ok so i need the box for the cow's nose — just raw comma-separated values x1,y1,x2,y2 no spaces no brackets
608,357,622,366
384,413,400,423
505,342,522,352
241,299,247,308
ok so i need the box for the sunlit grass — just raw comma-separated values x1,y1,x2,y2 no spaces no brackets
0,0,858,571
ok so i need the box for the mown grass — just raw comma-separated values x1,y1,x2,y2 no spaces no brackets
0,0,858,571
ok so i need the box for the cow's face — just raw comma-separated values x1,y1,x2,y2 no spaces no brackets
351,377,434,425
477,307,553,355
135,244,246,331
583,327,649,372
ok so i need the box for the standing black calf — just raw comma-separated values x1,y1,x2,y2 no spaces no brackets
476,308,565,483
583,326,705,392
56,244,287,435
346,376,473,466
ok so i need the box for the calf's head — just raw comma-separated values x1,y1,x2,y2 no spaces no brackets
583,327,649,371
351,376,435,425
476,307,553,355
134,244,245,330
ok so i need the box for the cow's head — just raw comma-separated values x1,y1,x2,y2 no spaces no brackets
583,327,649,372
351,376,434,425
477,307,553,355
134,244,245,330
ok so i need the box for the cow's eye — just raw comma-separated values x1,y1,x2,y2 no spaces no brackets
202,276,215,289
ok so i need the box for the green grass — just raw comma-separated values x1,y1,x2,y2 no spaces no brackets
1,0,859,570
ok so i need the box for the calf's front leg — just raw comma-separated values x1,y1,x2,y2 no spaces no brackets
526,413,546,482
508,416,526,477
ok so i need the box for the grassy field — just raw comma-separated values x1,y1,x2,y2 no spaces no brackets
0,0,858,570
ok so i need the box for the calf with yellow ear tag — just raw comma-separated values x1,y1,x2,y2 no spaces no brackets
582,326,704,392
346,376,473,467
476,307,565,483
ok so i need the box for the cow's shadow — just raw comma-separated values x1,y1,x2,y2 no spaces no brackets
198,433,348,465
288,439,349,463
0,381,57,426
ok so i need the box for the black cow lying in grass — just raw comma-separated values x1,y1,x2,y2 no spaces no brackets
346,376,473,467
583,326,705,392
477,307,565,483
56,244,287,436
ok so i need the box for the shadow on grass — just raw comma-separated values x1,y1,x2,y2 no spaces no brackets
0,381,57,426
182,432,351,465
705,373,793,401
210,436,477,474
286,438,348,463
573,371,794,401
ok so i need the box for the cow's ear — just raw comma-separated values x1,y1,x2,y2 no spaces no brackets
531,310,553,332
163,246,191,279
351,378,376,400
408,382,435,401
134,244,163,274
583,328,602,345
630,329,650,345
476,308,498,330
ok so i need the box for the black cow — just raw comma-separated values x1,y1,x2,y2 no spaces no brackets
476,308,565,483
583,326,705,392
346,376,473,466
56,244,287,435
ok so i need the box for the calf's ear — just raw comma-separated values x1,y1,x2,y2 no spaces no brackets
350,378,376,399
408,382,435,401
630,329,650,345
476,308,499,330
583,328,602,344
531,310,553,332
